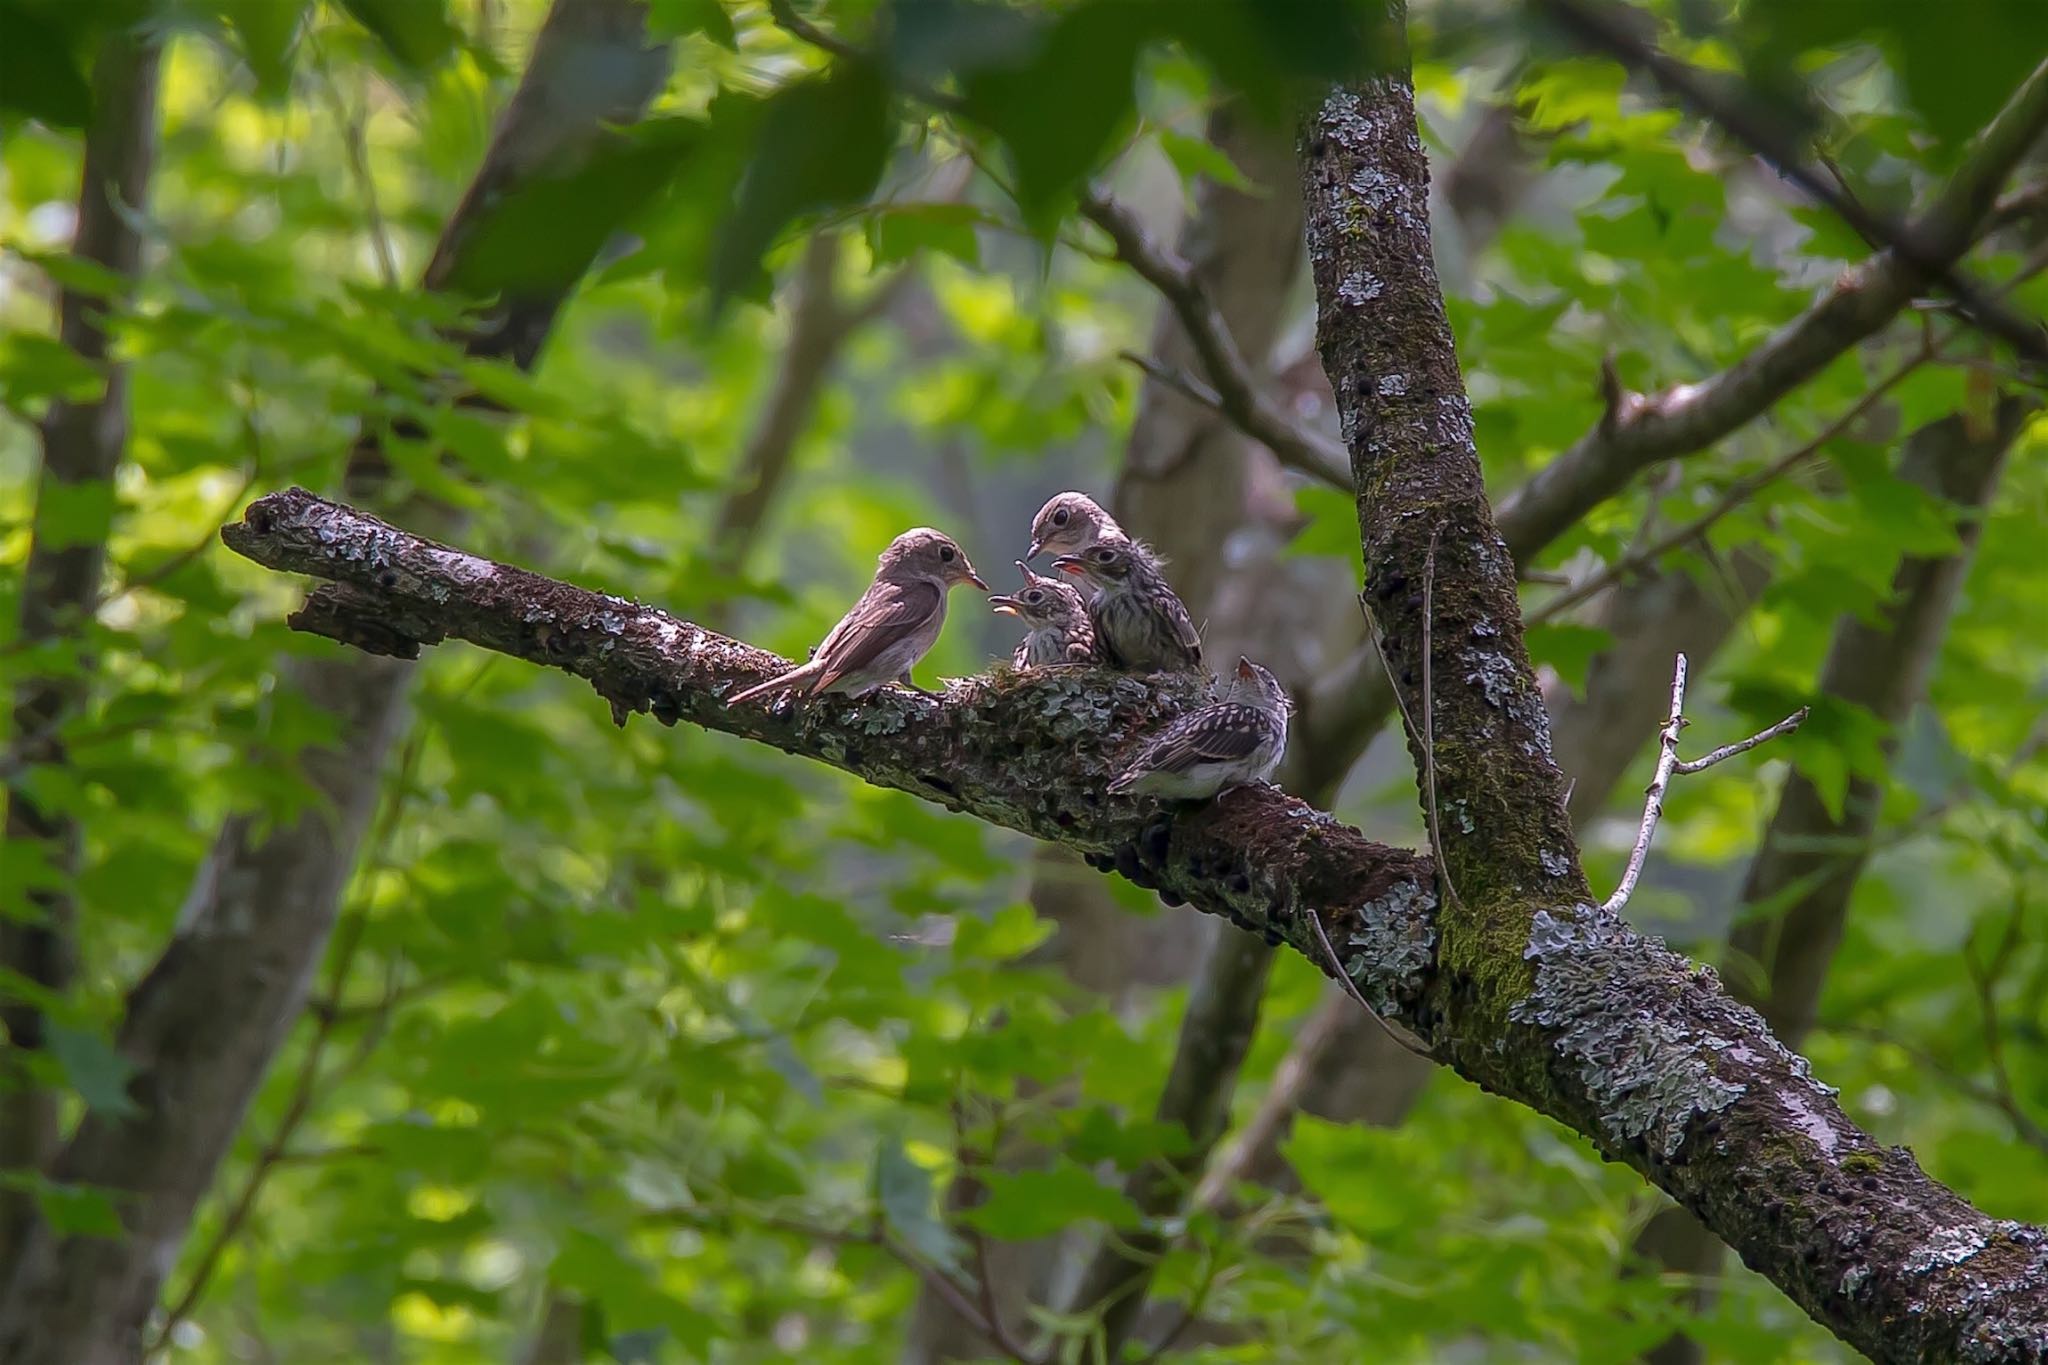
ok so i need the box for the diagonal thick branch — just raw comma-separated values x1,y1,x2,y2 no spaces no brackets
1298,40,2048,1358
1495,46,2048,560
225,485,2048,1363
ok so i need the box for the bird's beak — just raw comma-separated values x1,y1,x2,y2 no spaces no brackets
964,567,988,591
1026,537,1045,561
989,594,1020,616
1237,656,1256,681
1051,555,1085,577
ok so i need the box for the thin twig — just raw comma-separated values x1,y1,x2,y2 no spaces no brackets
147,730,428,1349
1081,188,1352,489
681,1197,1039,1365
1419,528,1460,910
1531,339,1941,623
1192,990,1351,1213
1304,911,1432,1059
1673,709,1810,775
950,1091,1029,1364
1534,0,2048,366
764,0,1351,489
1605,653,1808,914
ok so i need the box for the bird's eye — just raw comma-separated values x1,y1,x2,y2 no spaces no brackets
1024,590,1043,605
1052,508,1071,526
1092,547,1114,562
939,546,955,562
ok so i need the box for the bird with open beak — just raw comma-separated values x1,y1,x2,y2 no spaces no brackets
1108,656,1291,800
1051,539,1203,675
990,560,1096,668
726,528,986,706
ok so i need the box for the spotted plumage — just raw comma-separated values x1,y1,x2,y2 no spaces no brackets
1052,540,1202,675
1108,657,1290,800
990,561,1096,668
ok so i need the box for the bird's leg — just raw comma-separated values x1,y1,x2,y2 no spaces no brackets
897,673,942,699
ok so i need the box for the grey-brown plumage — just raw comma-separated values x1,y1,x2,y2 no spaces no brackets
1052,540,1202,675
1027,490,1127,562
1109,657,1290,799
989,561,1096,668
726,528,986,706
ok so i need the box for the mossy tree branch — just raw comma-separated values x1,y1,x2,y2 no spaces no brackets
1296,35,2048,1359
223,484,2048,1363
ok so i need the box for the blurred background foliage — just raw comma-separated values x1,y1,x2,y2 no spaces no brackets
2,0,2046,1361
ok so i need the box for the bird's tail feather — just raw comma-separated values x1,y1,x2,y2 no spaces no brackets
726,663,816,707
1107,770,1138,795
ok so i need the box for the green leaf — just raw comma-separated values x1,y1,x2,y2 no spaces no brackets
1525,623,1613,697
1287,485,1362,560
1158,128,1256,193
0,333,106,414
44,1022,140,1118
875,1138,963,1272
650,0,736,49
30,477,118,551
338,0,460,70
958,2,1148,218
866,202,983,268
712,62,895,309
951,902,1053,963
441,116,708,301
962,1163,1141,1241
0,7,91,127
1067,1105,1194,1168
216,0,310,101
0,1172,123,1237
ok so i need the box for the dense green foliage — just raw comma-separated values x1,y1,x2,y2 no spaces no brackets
3,1,2046,1361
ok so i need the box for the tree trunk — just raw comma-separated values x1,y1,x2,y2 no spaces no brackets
0,23,162,1263
0,5,671,1360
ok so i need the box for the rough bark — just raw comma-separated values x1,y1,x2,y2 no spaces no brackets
1300,47,2048,1360
223,484,2048,1363
1637,399,2026,1365
0,5,671,1361
0,24,161,1263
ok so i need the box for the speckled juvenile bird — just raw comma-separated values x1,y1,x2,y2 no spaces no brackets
726,528,986,706
1027,490,1128,562
1052,539,1203,675
989,561,1096,668
1108,656,1290,800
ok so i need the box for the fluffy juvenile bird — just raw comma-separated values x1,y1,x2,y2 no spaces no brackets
1027,490,1127,562
726,528,985,706
1052,540,1203,674
989,561,1096,667
1108,656,1290,799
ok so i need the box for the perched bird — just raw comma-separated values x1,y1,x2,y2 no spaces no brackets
990,561,1096,668
1108,656,1290,799
726,528,986,706
1026,490,1127,562
1052,540,1203,675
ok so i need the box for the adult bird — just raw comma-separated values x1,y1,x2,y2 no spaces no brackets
726,528,985,705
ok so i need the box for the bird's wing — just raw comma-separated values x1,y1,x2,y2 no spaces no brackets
1128,704,1269,774
810,577,945,694
1166,594,1202,663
